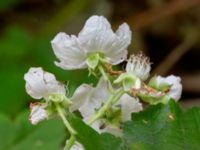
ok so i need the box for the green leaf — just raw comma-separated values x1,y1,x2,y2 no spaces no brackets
0,114,17,149
0,67,27,116
0,111,66,150
69,115,126,150
123,100,200,150
0,26,32,59
12,120,65,150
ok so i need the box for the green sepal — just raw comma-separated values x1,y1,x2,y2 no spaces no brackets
137,92,170,105
148,76,171,92
48,94,71,104
86,53,100,70
114,73,141,91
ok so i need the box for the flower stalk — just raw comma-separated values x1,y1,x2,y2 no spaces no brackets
55,103,76,135
98,65,113,93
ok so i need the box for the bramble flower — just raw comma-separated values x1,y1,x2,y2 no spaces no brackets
29,103,49,125
126,53,151,81
24,67,65,100
51,15,132,70
70,78,108,120
70,78,142,136
152,75,182,100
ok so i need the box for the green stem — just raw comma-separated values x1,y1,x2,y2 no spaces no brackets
55,103,76,135
88,89,124,125
98,65,113,93
64,135,76,150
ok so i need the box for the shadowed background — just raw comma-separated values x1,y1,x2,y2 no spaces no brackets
0,0,200,149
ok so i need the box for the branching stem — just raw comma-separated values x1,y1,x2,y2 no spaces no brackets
88,89,124,125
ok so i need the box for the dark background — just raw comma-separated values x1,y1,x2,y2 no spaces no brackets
0,0,199,149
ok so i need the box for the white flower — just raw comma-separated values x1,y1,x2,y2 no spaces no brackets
24,67,65,100
70,78,110,133
66,140,84,150
155,75,182,100
51,15,132,70
70,78,109,120
126,53,151,80
29,103,48,125
70,78,142,136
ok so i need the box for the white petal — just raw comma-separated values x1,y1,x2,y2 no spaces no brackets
156,75,182,100
29,103,48,125
51,32,87,70
70,84,93,112
78,16,116,54
78,16,131,65
66,140,84,150
103,125,122,137
105,23,132,64
118,94,143,122
90,77,110,108
80,78,110,120
79,15,111,35
24,67,65,99
106,50,128,65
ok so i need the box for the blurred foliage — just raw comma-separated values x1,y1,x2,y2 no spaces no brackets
0,111,66,150
0,0,23,11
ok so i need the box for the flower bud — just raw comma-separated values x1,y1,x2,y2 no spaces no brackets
29,103,49,125
149,75,182,101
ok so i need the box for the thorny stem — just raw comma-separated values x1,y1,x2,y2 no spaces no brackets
55,103,76,135
88,88,124,125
